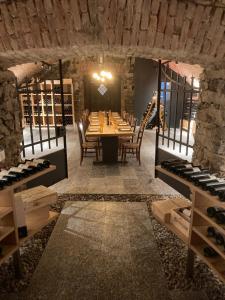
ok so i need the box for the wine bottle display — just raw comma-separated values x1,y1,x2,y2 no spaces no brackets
204,246,219,257
207,206,225,218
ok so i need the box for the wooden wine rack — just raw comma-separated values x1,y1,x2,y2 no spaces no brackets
155,165,225,283
0,165,58,276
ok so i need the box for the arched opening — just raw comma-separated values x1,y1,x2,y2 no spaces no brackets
0,1,225,299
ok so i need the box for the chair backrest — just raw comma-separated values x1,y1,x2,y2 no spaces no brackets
77,121,85,148
136,125,145,147
82,118,90,134
131,118,137,132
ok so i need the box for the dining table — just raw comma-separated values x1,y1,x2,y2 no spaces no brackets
85,112,134,163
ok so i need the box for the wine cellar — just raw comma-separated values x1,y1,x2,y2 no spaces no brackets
20,79,74,127
0,0,225,299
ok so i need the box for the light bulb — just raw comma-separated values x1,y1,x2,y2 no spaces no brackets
107,72,112,79
93,73,98,79
100,70,106,77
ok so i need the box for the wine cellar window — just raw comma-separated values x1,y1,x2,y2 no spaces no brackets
20,79,74,127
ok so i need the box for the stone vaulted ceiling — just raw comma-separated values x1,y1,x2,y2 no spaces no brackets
0,0,225,68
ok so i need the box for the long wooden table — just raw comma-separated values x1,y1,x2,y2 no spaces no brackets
86,112,134,163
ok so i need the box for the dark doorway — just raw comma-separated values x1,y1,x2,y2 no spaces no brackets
84,75,121,112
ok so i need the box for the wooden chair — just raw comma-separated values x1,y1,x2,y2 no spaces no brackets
77,122,99,165
121,124,145,165
118,117,137,155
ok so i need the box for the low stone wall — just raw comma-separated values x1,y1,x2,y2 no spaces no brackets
0,70,22,167
193,68,225,174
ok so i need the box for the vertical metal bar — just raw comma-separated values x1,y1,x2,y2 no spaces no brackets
155,59,161,175
51,79,58,146
35,78,43,152
162,67,166,145
44,80,51,149
179,76,186,153
173,72,179,150
26,78,35,154
167,67,172,147
186,76,194,156
59,59,68,178
16,79,26,158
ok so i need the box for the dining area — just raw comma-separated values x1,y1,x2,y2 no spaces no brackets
77,110,148,166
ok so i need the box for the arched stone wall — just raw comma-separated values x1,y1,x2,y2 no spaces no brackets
0,0,225,169
0,0,224,68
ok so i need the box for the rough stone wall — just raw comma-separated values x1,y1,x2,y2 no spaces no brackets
193,68,225,174
0,0,224,69
121,57,135,114
0,70,22,167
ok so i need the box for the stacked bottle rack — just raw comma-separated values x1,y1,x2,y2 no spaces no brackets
155,160,225,283
20,79,74,127
0,159,58,274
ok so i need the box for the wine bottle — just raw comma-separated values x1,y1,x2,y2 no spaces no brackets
8,167,26,179
24,160,44,171
0,170,19,182
33,159,50,168
192,175,211,185
207,226,216,237
198,176,218,188
0,177,11,186
218,191,225,202
170,163,193,173
17,164,34,175
215,212,225,224
209,186,225,196
207,206,225,218
182,168,209,179
204,246,218,257
204,179,225,189
161,159,187,169
215,232,225,245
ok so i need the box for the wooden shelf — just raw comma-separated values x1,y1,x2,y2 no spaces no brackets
191,244,225,283
0,226,15,242
0,244,18,265
0,207,12,219
155,164,225,284
0,165,56,193
194,207,225,235
192,226,225,260
20,79,74,127
19,211,58,244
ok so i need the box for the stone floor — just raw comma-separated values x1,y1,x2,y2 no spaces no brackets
22,126,192,194
23,201,173,300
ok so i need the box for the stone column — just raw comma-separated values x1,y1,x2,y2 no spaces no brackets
121,57,135,114
0,70,22,167
192,68,225,174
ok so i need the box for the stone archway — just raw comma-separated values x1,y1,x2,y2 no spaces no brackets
0,0,225,172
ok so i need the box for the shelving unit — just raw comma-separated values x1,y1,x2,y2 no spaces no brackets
155,165,225,284
0,165,58,274
20,79,74,127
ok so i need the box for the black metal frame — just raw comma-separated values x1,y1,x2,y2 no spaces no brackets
17,59,68,178
155,60,200,166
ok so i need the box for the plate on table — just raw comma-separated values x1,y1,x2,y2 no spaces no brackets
118,128,132,132
88,128,99,132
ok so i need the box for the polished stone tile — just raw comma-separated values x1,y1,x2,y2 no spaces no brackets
24,201,172,300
